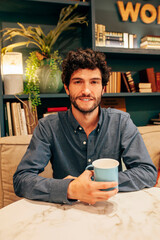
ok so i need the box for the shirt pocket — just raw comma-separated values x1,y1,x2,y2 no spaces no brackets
98,147,121,161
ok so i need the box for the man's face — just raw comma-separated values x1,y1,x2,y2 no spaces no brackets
64,68,104,114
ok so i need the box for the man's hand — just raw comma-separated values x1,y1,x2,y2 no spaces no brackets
67,170,118,205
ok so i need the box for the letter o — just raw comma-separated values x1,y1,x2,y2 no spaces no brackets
140,4,157,24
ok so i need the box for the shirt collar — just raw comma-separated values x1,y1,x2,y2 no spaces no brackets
68,107,80,130
68,106,103,131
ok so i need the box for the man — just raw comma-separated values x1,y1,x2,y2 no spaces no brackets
13,49,157,205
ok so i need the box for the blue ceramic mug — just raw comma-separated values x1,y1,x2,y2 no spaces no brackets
86,158,119,190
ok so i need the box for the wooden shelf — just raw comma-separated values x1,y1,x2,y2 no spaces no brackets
95,47,160,59
3,93,68,100
103,92,160,97
3,92,160,100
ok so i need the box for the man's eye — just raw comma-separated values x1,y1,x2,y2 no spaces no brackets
91,81,98,84
74,81,81,84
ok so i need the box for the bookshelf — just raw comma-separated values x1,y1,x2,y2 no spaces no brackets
0,0,93,137
1,0,160,137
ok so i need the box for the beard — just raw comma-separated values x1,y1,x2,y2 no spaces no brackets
69,93,102,114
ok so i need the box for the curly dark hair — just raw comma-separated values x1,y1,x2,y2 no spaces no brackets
62,48,111,88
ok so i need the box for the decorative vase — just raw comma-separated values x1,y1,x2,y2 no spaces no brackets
36,64,63,94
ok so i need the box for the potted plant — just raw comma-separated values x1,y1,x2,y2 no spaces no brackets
1,4,87,109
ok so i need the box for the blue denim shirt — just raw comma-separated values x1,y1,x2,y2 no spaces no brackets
13,107,157,204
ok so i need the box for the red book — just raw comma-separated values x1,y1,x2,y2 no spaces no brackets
47,107,68,112
155,72,160,92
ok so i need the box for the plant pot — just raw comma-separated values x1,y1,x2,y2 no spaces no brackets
36,64,63,94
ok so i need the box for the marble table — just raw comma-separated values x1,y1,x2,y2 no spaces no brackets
0,187,160,240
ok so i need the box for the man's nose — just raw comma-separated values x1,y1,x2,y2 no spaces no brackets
81,83,91,95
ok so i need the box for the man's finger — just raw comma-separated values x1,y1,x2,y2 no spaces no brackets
83,170,94,179
94,188,118,198
93,181,118,190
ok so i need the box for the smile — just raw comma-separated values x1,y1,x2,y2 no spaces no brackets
81,99,92,101
78,97,94,101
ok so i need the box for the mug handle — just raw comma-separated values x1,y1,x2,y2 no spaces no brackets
85,164,94,180
85,164,94,170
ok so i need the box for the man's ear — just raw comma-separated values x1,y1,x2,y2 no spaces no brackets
64,84,69,96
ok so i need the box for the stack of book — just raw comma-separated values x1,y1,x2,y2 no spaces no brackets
4,100,38,136
43,107,68,117
104,71,121,93
140,35,160,49
139,68,157,92
95,23,137,48
138,83,152,93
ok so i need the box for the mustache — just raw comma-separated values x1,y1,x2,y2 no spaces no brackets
75,94,95,100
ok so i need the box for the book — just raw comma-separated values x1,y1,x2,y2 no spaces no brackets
47,107,68,112
105,32,124,48
105,72,121,93
105,32,129,48
125,72,136,92
27,101,38,134
105,35,123,42
138,83,151,88
23,100,32,134
101,97,126,112
140,44,160,49
140,40,160,49
105,39,124,48
140,40,160,46
4,104,9,136
11,102,21,136
97,24,105,46
121,73,131,92
141,35,160,43
105,31,123,41
139,68,157,92
139,88,152,93
155,72,160,92
6,102,13,136
123,32,129,48
129,34,137,48
21,108,28,135
17,102,24,135
138,82,152,93
95,23,98,46
116,72,121,93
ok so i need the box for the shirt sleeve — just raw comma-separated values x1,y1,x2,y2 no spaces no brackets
118,114,157,191
13,119,74,204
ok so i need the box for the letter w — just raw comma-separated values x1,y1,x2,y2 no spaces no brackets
117,1,141,22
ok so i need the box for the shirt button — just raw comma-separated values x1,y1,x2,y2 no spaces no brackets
97,128,100,132
79,127,82,130
88,159,92,163
83,141,87,145
74,130,76,133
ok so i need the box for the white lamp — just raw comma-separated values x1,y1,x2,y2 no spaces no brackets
2,52,23,95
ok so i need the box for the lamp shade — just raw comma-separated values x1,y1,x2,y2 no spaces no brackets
1,52,24,95
2,52,23,75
